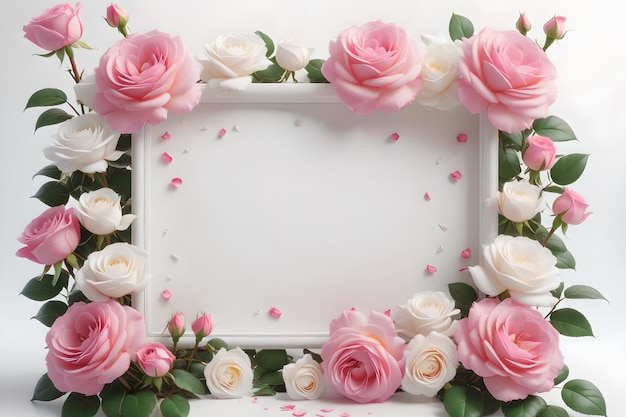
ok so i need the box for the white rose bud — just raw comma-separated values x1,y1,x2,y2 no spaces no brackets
282,354,325,400
393,291,459,340
75,242,150,302
73,74,97,109
204,348,254,399
402,332,458,397
497,180,544,223
469,235,560,306
416,33,462,110
76,188,136,236
275,39,314,72
43,113,124,174
198,33,272,92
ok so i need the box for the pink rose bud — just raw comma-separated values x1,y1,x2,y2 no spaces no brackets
523,134,556,171
191,313,214,341
23,3,83,51
167,312,186,341
137,342,175,377
543,15,567,40
105,3,129,36
516,12,532,36
552,188,592,225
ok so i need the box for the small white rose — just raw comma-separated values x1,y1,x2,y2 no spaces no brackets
43,113,124,174
416,33,462,110
275,39,314,72
75,188,136,235
75,242,150,302
198,34,272,92
282,354,325,400
469,235,560,306
393,291,459,340
204,348,254,399
498,180,544,223
402,332,458,397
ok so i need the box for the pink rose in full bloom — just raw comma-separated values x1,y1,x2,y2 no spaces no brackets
523,134,557,171
16,205,80,265
45,300,145,395
455,298,563,402
137,342,175,377
322,20,422,115
552,188,592,225
457,28,558,133
321,310,406,403
23,3,83,52
93,30,201,133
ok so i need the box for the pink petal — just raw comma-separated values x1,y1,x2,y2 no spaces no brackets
161,131,171,140
293,411,307,417
459,267,469,272
450,170,463,181
281,405,297,411
161,152,173,163
426,264,438,273
171,177,183,188
161,289,172,300
269,307,282,319
340,414,351,417
456,133,468,143
461,248,472,259
389,132,400,142
218,128,227,138
383,309,391,316
319,409,334,413
424,192,431,201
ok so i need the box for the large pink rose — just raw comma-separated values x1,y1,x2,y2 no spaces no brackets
457,28,558,133
45,300,145,396
93,30,201,133
23,3,83,52
455,298,563,402
321,20,422,114
321,310,406,403
16,205,80,265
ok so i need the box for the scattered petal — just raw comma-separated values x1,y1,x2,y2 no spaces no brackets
461,248,472,259
162,229,169,236
200,125,208,131
456,133,468,143
232,125,240,133
340,413,351,417
183,147,192,154
293,411,307,417
166,275,174,281
459,267,469,272
294,118,303,127
161,289,172,300
161,152,173,163
218,128,227,138
426,264,438,273
269,307,282,319
450,170,462,181
436,245,444,254
281,405,297,411
170,254,180,262
319,409,334,413
389,132,400,142
424,192,431,201
438,224,448,232
251,397,258,403
383,309,391,316
435,156,443,165
161,131,171,140
171,177,183,188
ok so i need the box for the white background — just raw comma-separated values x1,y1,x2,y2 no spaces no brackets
1,1,624,416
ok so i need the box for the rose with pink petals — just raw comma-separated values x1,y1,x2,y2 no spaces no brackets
552,188,592,225
23,3,83,52
137,342,175,377
321,310,406,403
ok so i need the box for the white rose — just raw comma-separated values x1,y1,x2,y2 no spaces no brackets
75,188,136,235
73,73,96,109
275,39,314,72
282,354,325,400
75,242,150,302
402,332,458,397
393,291,459,340
198,34,272,92
204,348,254,399
416,33,462,110
43,113,124,174
469,235,560,306
498,181,544,223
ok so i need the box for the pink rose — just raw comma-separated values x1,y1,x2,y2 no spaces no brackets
321,310,406,403
23,3,83,52
93,30,201,133
137,342,175,377
552,188,591,225
16,205,80,265
45,300,145,396
455,298,563,402
523,134,557,171
544,15,567,40
321,20,422,114
191,313,214,341
457,28,558,133
105,4,129,29
168,311,186,341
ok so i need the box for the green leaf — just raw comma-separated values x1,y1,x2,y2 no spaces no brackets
121,390,157,417
544,185,565,195
549,308,594,337
499,146,522,181
502,395,546,417
255,350,290,371
255,30,275,57
533,116,577,142
33,300,68,327
171,369,206,395
100,384,125,417
448,282,478,317
251,64,285,83
564,285,608,302
538,405,570,417
256,370,284,386
443,386,484,417
21,271,69,301
32,181,70,207
35,108,73,131
68,289,90,305
449,13,475,41
62,392,100,417
33,164,63,180
550,153,589,186
562,379,607,416
206,338,229,351
500,131,524,150
253,384,277,396
25,88,68,109
554,364,569,385
305,59,328,83
551,281,565,299
32,373,66,401
532,226,576,269
160,395,190,417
